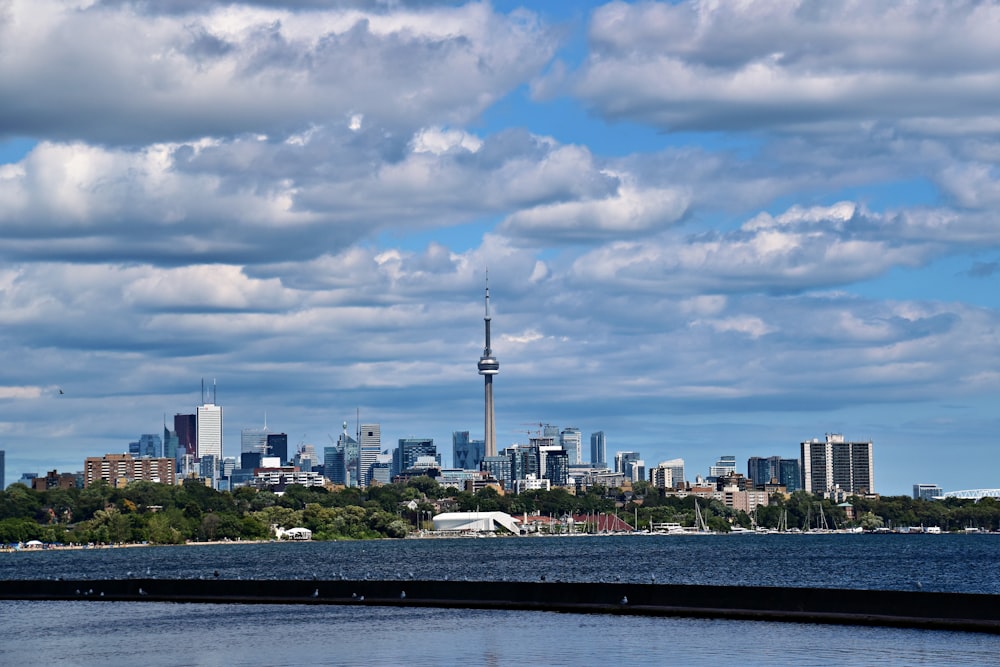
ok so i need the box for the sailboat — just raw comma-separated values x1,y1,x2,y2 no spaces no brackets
691,499,712,534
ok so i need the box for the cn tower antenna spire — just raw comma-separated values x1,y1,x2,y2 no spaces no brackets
477,272,500,458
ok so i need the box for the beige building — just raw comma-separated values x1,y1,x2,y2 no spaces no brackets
84,453,176,487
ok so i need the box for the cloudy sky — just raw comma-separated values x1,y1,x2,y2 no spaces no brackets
2,0,999,495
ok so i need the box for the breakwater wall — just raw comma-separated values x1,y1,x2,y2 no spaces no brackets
3,578,998,633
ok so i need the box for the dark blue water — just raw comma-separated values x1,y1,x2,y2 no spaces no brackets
3,533,998,593
4,535,1000,665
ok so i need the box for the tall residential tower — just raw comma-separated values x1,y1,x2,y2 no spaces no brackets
477,277,500,458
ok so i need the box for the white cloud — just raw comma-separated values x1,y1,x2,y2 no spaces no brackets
560,1,1000,135
0,0,556,144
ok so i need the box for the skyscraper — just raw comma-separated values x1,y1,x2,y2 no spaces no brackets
241,425,269,459
800,434,874,495
709,455,736,481
0,449,5,490
267,433,288,465
197,381,223,460
748,455,801,492
163,424,179,462
453,431,485,470
396,438,437,478
477,277,500,458
359,423,381,488
590,431,606,468
560,427,582,465
174,413,197,459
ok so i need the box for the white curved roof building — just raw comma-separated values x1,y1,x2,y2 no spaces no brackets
432,511,521,535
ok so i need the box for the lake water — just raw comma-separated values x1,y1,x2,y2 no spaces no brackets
3,534,1000,665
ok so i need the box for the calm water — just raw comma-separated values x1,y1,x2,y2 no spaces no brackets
3,533,999,592
3,534,1000,665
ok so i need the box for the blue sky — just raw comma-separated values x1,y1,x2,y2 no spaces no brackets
2,0,1000,495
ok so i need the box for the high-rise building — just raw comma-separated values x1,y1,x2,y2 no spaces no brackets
324,445,346,485
242,426,269,458
615,451,642,475
175,413,197,459
657,458,685,488
590,431,606,468
359,423,381,488
163,425,179,462
709,455,736,481
801,434,874,495
396,438,437,478
477,277,500,458
335,421,358,486
913,483,943,501
138,434,162,458
748,455,801,492
267,433,288,464
84,453,176,487
649,462,675,489
543,447,569,486
197,402,222,460
560,428,582,465
453,431,486,471
294,444,319,471
370,454,393,486
0,449,4,489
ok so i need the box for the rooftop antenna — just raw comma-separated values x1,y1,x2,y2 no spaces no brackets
213,378,217,404
201,378,205,404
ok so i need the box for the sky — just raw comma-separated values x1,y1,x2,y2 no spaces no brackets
1,0,999,496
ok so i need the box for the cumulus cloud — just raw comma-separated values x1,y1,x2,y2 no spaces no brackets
558,1,1000,134
0,0,555,144
569,201,937,295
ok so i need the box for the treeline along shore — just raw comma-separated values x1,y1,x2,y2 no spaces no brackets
3,477,1000,546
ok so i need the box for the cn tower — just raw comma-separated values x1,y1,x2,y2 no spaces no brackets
477,275,500,457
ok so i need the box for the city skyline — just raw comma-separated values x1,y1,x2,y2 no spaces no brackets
1,2,999,495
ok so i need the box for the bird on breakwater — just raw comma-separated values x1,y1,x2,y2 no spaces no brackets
312,589,319,598
139,588,148,596
619,596,628,605
400,591,406,599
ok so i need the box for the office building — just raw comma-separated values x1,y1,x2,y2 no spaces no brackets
748,456,801,492
560,428,582,465
241,426,269,459
359,423,381,488
708,455,736,481
913,483,943,501
370,454,393,485
294,444,319,471
453,431,485,471
197,403,222,461
174,414,197,459
396,438,438,478
615,451,645,482
801,434,875,496
267,433,288,465
0,449,4,489
162,425,179,462
476,277,500,458
137,434,162,458
590,431,606,468
324,445,346,485
481,455,512,487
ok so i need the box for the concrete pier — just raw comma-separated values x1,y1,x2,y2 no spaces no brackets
2,578,998,633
